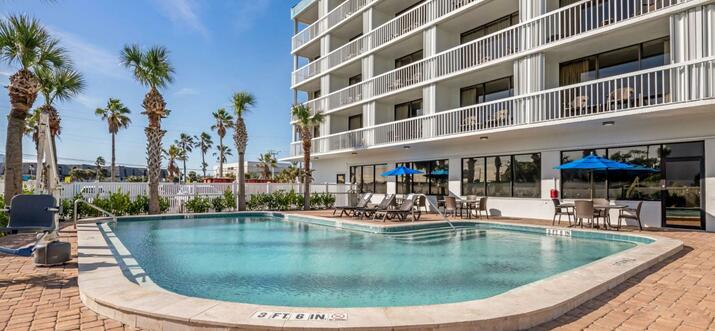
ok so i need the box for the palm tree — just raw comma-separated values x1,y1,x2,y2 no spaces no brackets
95,156,106,181
197,132,213,177
291,104,324,210
230,91,256,211
258,151,278,180
35,65,85,162
95,98,131,182
121,44,174,214
211,108,233,177
214,145,233,165
175,133,195,182
164,144,183,182
0,15,67,201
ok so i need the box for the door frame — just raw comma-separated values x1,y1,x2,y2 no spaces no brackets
660,155,705,230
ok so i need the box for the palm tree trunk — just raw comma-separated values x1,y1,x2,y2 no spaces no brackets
182,159,187,183
4,69,39,203
146,127,165,214
111,133,116,181
302,136,311,210
238,152,246,210
201,149,206,177
218,135,224,177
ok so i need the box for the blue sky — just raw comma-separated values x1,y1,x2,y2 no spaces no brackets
0,0,295,174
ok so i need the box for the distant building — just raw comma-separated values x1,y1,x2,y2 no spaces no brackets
0,161,166,181
213,161,292,179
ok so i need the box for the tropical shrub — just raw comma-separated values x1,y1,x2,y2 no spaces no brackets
185,195,211,213
0,195,8,228
107,190,132,216
127,195,150,215
159,197,170,213
211,196,226,212
223,189,236,210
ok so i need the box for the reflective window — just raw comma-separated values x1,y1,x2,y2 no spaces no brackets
461,157,486,196
462,153,541,198
397,160,449,195
348,114,362,130
513,154,541,198
395,50,423,68
350,164,387,194
461,12,519,44
348,74,362,86
460,77,513,107
394,99,423,121
487,156,512,197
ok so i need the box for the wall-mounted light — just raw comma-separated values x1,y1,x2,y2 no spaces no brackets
480,136,489,141
403,146,411,149
351,152,358,155
602,121,615,126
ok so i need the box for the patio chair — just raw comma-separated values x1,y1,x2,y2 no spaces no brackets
462,195,478,217
443,196,460,217
574,200,605,228
565,95,589,117
384,196,421,222
607,87,635,110
475,197,489,219
617,201,644,230
333,193,372,217
552,198,573,226
415,195,427,213
358,194,395,220
0,195,63,259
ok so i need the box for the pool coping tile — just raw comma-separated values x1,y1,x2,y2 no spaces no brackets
76,211,683,330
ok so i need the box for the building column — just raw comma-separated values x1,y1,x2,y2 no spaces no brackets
670,5,715,102
514,0,546,124
540,151,560,200
705,138,715,232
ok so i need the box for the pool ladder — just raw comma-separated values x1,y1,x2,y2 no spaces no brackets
73,199,117,228
415,194,456,232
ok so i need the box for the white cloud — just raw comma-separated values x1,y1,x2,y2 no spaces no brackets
49,28,126,80
0,70,11,77
174,88,199,97
152,0,209,38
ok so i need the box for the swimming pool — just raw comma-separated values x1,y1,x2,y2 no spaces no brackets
108,214,640,308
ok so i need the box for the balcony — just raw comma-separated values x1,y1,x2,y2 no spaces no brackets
292,0,377,52
292,0,695,111
292,0,484,86
290,58,715,157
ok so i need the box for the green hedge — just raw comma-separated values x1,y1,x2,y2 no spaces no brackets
247,190,335,211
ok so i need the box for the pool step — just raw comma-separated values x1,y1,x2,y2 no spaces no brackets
387,228,487,244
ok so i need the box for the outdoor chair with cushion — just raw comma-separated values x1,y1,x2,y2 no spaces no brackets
617,201,644,230
358,194,395,220
552,198,573,226
607,87,635,110
574,200,605,228
475,197,489,219
564,95,589,117
334,193,372,217
384,197,421,222
443,196,460,217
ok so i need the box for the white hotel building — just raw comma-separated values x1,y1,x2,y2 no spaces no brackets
288,0,715,231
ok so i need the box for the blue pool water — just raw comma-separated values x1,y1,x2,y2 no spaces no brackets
110,215,637,307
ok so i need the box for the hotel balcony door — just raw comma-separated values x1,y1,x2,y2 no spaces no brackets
661,156,704,229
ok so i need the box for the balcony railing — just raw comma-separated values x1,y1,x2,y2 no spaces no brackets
292,0,689,116
291,58,715,156
292,0,376,51
293,0,481,85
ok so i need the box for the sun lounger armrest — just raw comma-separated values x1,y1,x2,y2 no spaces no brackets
47,207,60,213
0,226,54,233
0,208,8,212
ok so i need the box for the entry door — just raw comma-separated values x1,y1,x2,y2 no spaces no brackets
661,157,704,229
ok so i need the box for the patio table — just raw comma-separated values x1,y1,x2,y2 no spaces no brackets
560,202,626,229
437,198,481,219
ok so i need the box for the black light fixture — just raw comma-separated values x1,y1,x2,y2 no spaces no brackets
314,156,319,160
480,136,489,141
602,121,615,126
351,152,358,155
403,145,410,149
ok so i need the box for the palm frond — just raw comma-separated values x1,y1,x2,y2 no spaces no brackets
230,91,256,117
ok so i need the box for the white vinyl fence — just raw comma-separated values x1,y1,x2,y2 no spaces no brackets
57,182,355,213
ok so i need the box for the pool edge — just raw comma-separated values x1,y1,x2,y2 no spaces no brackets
77,212,683,331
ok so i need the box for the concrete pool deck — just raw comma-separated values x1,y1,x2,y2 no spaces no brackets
0,215,712,330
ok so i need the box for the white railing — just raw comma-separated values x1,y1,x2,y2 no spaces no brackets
293,0,480,85
292,0,690,116
60,182,356,213
292,0,376,51
291,58,715,156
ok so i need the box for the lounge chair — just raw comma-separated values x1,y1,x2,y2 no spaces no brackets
0,195,63,259
333,193,372,217
357,194,395,220
384,196,421,222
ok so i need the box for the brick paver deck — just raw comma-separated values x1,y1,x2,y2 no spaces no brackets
0,216,713,331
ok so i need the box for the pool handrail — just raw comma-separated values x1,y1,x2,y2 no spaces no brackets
74,199,117,228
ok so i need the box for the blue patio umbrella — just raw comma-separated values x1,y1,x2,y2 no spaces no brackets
380,166,424,177
426,169,449,177
554,155,657,199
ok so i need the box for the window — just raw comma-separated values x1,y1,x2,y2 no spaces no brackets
559,38,670,86
461,12,519,44
397,160,449,195
350,164,387,193
336,174,345,184
460,77,513,107
349,33,362,42
312,90,321,99
395,0,425,17
395,50,423,68
560,145,667,200
462,153,541,198
394,99,423,121
348,74,362,86
348,114,362,130
313,125,320,138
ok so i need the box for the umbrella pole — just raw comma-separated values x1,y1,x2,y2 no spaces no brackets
590,171,594,200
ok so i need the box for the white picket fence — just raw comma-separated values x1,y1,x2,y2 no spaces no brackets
56,182,355,212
